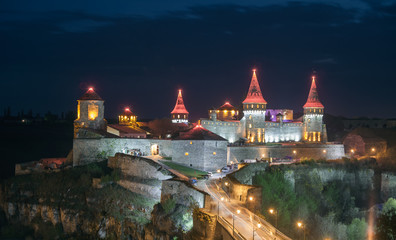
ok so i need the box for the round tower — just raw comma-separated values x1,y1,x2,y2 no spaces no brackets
74,87,107,137
171,89,189,124
302,74,325,142
242,69,267,143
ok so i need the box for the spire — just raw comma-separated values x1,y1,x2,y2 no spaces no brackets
78,87,103,100
303,74,324,108
243,69,267,104
171,89,189,114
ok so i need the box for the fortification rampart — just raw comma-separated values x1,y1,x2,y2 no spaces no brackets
73,138,172,166
228,143,345,163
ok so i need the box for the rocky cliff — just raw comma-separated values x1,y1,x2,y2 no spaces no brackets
0,158,196,239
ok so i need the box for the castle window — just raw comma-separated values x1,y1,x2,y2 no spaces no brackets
249,124,252,128
88,104,98,120
257,104,259,108
178,114,180,118
185,152,189,156
251,104,254,108
190,141,192,144
213,152,216,155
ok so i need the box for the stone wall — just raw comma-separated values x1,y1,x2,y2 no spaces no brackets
201,119,243,143
161,179,210,208
228,143,345,163
73,138,172,166
108,154,174,199
172,140,228,171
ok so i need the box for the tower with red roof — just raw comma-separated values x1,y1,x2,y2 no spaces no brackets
74,87,107,137
242,69,267,143
171,89,189,124
302,74,326,142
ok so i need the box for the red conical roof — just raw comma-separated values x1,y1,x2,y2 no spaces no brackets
123,107,136,116
217,102,236,110
171,90,189,114
243,69,267,104
79,87,103,101
303,75,324,108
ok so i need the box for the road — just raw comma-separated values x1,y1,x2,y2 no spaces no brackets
198,178,291,240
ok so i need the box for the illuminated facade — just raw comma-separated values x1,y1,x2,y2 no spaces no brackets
74,88,107,137
171,90,189,124
201,70,327,144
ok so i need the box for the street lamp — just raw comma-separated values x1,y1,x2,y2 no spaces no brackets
297,221,306,240
249,196,254,201
269,208,278,228
233,209,241,236
253,223,261,240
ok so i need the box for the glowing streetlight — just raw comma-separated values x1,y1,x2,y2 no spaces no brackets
297,221,306,240
225,182,229,186
269,208,278,228
323,149,327,153
350,149,355,153
249,196,254,201
371,148,376,152
293,150,297,154
253,223,261,240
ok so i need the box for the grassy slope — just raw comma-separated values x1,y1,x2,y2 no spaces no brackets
160,161,207,178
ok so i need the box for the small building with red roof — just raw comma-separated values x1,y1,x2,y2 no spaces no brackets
172,125,228,171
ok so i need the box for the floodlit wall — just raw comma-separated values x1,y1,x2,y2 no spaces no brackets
161,179,210,208
73,138,172,166
200,119,242,143
228,144,345,163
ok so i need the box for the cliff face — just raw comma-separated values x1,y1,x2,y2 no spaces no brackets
0,160,177,239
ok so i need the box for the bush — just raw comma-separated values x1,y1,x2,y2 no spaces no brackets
162,197,177,214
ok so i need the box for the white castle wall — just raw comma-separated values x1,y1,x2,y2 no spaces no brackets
200,119,242,143
73,138,172,166
228,143,345,163
172,140,228,171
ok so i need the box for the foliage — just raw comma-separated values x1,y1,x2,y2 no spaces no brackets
100,168,121,183
162,197,177,214
376,198,396,240
347,218,367,240
253,166,363,239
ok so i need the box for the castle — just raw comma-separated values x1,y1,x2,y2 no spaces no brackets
72,69,345,170
200,69,327,144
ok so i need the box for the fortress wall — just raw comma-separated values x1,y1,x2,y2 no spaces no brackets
201,120,242,143
73,138,172,166
227,144,345,163
172,140,228,172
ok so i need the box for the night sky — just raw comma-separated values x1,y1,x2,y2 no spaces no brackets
1,0,396,122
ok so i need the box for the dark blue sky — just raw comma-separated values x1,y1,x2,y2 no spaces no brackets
1,0,396,121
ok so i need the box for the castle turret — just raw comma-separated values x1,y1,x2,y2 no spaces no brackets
242,69,267,143
74,87,107,137
302,74,326,142
171,89,189,124
119,107,138,126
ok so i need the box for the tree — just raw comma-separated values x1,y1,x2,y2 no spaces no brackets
347,218,367,240
376,198,396,240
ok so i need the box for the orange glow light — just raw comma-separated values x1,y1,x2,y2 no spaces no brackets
88,87,94,91
125,108,130,111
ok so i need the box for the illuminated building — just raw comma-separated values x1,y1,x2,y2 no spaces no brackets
302,75,327,143
107,107,147,138
74,87,107,137
171,89,189,124
201,70,327,144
